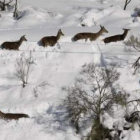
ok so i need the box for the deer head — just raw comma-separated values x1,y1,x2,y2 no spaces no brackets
100,25,108,33
21,35,27,41
122,28,130,31
58,29,64,36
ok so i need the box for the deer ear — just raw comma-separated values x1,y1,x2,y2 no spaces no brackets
123,28,130,31
100,25,103,28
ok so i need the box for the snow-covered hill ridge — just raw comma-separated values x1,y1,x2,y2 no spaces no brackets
0,0,140,140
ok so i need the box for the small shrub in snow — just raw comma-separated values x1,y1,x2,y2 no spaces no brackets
133,7,140,17
124,35,140,74
14,51,35,88
132,57,140,74
62,63,127,140
124,35,140,51
0,0,13,11
132,7,140,22
33,81,50,98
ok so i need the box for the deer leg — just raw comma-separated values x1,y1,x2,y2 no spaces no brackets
45,43,49,47
42,41,46,47
16,47,19,51
52,42,56,46
90,38,94,42
51,44,55,47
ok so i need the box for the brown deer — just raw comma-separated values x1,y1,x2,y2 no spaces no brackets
1,35,27,50
0,110,29,120
39,29,64,47
102,28,130,44
71,25,108,42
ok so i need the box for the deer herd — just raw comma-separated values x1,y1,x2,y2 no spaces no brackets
0,25,130,51
0,25,130,120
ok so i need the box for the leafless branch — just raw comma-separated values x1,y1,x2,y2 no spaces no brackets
132,57,140,74
124,0,132,10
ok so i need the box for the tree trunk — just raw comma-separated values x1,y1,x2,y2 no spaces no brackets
13,0,18,19
1,0,6,11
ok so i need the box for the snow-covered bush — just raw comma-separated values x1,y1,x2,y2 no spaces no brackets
62,63,127,140
133,7,140,17
131,7,140,22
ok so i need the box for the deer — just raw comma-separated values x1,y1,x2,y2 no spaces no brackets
39,29,64,47
1,35,27,50
0,110,29,120
71,25,108,42
102,28,130,44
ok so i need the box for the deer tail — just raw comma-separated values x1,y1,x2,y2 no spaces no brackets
0,45,4,49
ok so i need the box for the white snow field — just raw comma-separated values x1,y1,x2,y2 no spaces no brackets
0,0,140,140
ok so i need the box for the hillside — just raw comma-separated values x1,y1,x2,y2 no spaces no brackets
0,0,140,140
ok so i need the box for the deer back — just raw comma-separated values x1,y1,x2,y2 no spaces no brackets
4,113,29,120
1,42,20,50
41,36,57,47
72,25,108,42
103,35,121,43
72,33,92,41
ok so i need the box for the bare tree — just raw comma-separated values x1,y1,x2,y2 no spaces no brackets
124,0,132,10
0,0,13,11
14,51,35,88
62,63,127,140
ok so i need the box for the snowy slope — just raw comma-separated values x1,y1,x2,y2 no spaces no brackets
0,0,140,140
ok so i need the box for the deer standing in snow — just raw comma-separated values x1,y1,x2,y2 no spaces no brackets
102,29,130,44
1,35,27,50
71,25,108,42
0,110,29,120
39,29,64,47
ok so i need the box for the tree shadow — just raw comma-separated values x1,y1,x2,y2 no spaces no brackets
33,104,73,134
0,84,21,91
102,55,132,68
1,71,18,80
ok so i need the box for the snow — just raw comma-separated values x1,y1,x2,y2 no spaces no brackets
0,0,140,139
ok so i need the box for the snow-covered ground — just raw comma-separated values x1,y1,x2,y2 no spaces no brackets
0,0,140,140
